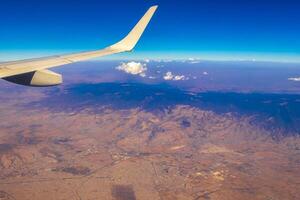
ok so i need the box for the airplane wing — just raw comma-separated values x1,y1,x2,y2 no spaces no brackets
0,6,158,86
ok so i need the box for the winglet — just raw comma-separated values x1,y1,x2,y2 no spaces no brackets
109,5,158,52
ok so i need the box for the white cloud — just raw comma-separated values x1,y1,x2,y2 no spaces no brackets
203,71,209,75
163,72,174,80
140,73,146,77
163,71,188,81
174,75,187,81
288,77,300,82
187,58,201,64
116,62,147,76
163,59,175,63
148,76,156,79
190,61,201,64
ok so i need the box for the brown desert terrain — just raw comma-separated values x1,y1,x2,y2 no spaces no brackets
0,84,299,200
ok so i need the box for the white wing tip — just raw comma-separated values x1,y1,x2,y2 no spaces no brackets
151,5,159,10
109,5,158,52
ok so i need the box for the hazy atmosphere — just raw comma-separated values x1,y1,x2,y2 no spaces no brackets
0,1,300,200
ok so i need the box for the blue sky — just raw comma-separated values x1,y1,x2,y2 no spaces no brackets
1,0,300,62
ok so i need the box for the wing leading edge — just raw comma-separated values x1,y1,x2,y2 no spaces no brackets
0,6,158,82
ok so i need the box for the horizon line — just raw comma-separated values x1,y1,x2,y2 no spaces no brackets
1,50,300,64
